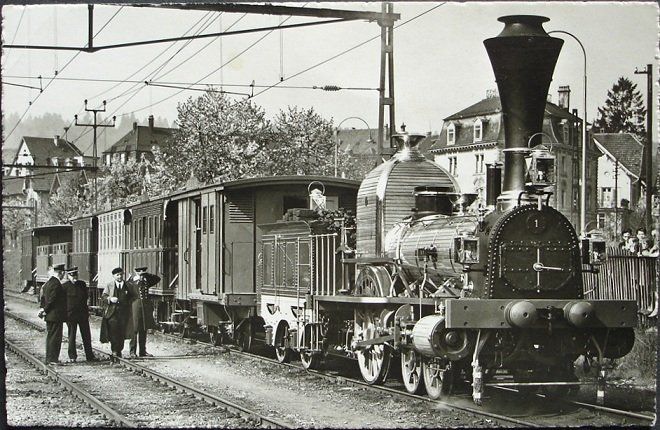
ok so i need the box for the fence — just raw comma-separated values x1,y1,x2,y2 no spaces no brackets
583,247,657,327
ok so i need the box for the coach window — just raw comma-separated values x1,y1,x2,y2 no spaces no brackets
155,218,160,247
299,241,310,292
142,218,147,248
263,243,273,287
285,242,296,287
209,205,215,234
275,244,284,286
148,217,153,247
202,206,208,234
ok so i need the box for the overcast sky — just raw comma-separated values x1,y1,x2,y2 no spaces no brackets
2,2,658,143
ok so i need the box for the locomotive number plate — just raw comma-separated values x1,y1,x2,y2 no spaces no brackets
525,213,547,234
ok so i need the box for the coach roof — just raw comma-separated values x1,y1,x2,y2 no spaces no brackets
167,175,360,201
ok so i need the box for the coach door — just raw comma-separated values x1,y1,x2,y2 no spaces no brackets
200,192,218,295
177,198,200,300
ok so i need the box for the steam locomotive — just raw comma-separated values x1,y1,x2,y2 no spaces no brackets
257,15,637,405
18,15,637,406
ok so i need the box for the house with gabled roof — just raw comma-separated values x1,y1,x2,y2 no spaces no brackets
8,135,87,177
102,115,175,166
592,133,645,232
4,135,90,208
429,87,599,229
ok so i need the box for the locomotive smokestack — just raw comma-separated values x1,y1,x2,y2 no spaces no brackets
484,15,563,208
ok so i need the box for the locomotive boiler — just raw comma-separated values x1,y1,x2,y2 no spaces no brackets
293,14,638,405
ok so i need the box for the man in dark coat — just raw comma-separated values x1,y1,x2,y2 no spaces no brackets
101,267,134,357
128,267,161,358
40,263,67,364
63,267,97,362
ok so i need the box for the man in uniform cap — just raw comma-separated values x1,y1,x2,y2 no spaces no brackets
40,263,67,364
128,266,160,358
62,267,97,362
100,267,134,357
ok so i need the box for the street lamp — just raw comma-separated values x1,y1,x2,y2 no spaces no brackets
335,116,374,177
549,30,588,236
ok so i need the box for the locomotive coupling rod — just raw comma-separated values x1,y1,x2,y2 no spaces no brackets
532,263,564,272
354,334,395,349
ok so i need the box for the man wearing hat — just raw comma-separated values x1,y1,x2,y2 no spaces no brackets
101,267,134,357
62,267,97,362
40,263,67,364
127,266,161,358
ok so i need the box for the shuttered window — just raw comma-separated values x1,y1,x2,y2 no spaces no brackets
228,196,254,223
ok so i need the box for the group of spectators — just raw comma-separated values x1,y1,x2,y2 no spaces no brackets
618,227,659,257
38,264,160,365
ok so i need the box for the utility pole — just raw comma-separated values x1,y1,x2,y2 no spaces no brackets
74,99,115,213
377,2,396,159
634,64,653,231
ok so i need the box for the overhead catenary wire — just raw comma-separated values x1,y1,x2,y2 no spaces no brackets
5,75,379,91
251,2,446,100
73,10,231,150
124,12,301,115
5,6,125,142
76,11,251,153
88,11,218,103
4,7,26,67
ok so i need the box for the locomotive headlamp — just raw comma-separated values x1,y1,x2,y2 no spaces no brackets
580,233,607,265
525,144,556,188
453,235,479,265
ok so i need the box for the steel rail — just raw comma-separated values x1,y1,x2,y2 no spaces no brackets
7,299,653,427
540,393,655,422
5,310,290,429
490,382,656,424
4,339,137,427
156,331,539,428
111,355,289,429
161,330,659,427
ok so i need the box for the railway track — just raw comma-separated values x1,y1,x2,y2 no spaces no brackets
5,293,655,427
156,331,541,427
4,310,289,429
157,329,656,428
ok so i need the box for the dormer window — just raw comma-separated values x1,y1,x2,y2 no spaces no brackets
447,123,456,145
473,119,483,142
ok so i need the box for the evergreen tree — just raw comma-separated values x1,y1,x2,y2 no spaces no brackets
593,77,646,140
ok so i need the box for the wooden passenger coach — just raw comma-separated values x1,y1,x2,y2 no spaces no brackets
121,197,178,322
170,175,359,346
20,225,72,289
71,216,98,285
97,209,127,288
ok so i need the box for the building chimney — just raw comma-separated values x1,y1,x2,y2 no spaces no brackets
558,85,570,109
54,135,60,146
148,115,154,132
